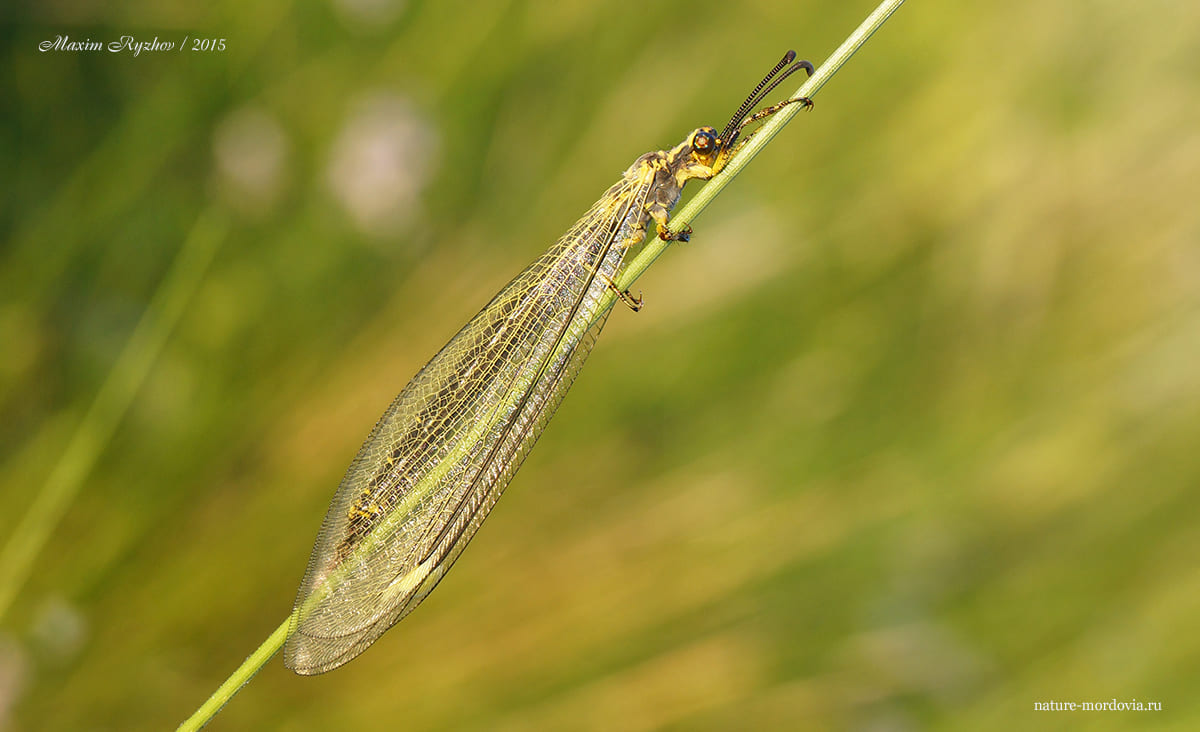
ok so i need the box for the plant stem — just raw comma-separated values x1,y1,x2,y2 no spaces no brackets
176,1,904,728
613,0,906,293
176,617,292,732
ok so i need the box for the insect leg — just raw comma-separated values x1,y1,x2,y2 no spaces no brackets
648,203,692,242
598,273,643,312
741,96,814,128
727,96,815,159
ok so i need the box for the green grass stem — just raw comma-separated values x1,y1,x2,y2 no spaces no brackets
613,0,906,294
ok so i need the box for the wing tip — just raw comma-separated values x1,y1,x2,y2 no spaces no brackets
283,632,364,676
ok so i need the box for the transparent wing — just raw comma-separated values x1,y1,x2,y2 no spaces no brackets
285,172,653,674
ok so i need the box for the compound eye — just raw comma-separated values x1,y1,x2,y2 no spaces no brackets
692,129,718,153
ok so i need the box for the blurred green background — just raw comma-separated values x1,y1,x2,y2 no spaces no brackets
3,1,1199,729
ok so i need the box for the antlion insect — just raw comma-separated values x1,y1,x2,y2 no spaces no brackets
285,51,816,674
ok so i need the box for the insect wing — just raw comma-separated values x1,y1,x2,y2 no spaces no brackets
285,175,651,674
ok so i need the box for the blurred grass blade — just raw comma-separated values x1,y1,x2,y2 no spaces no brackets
0,207,228,621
